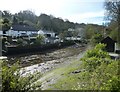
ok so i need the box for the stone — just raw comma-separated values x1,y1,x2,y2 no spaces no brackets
71,70,81,74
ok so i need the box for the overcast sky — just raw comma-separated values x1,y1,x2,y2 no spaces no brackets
0,0,105,25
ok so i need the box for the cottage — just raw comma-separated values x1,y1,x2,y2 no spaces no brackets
101,36,116,52
6,24,38,38
66,27,86,41
38,30,60,44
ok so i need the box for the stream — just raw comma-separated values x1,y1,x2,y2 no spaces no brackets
6,43,87,72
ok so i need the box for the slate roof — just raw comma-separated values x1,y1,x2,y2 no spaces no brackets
101,36,116,43
11,25,38,31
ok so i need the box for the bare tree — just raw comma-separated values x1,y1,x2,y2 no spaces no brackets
104,0,120,43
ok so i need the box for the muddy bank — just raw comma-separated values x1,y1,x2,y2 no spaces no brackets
19,44,88,90
7,43,86,67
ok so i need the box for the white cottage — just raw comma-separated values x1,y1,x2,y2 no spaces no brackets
66,27,86,41
38,30,60,44
6,24,38,38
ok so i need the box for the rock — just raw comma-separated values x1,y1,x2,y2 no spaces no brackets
46,80,51,82
34,67,38,69
38,63,44,66
45,67,49,70
71,70,81,74
54,61,60,64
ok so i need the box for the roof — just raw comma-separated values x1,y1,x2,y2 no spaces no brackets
11,25,38,31
101,36,116,43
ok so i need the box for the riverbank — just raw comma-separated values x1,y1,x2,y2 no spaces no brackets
4,41,75,56
7,43,87,67
18,43,89,90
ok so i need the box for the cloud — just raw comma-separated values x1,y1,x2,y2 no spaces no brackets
66,10,104,20
63,10,105,24
0,0,105,24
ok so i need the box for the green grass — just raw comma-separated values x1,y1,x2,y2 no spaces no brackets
47,61,88,90
40,59,84,90
41,44,120,90
46,59,119,90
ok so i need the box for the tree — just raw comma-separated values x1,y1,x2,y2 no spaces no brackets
105,1,120,43
12,16,19,24
2,10,12,19
85,24,95,39
2,18,10,34
59,31,68,40
38,14,51,30
16,10,37,27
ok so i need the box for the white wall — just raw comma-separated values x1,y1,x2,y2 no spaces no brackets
6,30,14,36
0,30,3,36
38,30,56,37
76,28,86,38
4,29,38,38
115,43,120,51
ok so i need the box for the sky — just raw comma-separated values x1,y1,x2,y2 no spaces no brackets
0,0,105,25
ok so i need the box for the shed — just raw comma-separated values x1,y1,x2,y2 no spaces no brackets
101,36,116,52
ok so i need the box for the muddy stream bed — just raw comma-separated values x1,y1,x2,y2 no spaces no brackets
7,44,86,67
6,43,88,90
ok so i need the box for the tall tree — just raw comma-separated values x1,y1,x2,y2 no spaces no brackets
12,16,18,24
2,10,12,20
105,0,120,43
16,10,37,27
2,18,10,34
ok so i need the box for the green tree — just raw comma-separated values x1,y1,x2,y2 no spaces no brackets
105,1,120,43
85,24,95,39
12,16,19,24
2,18,10,34
2,11,12,19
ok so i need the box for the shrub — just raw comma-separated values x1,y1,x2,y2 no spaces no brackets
81,43,110,71
91,34,103,46
35,35,45,45
1,61,41,92
85,43,108,58
79,43,120,90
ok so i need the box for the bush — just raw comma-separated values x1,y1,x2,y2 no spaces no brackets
1,61,41,92
35,35,45,45
79,43,120,90
91,34,103,46
81,43,110,71
85,43,108,58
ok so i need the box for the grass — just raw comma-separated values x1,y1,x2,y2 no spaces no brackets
46,59,119,90
39,59,84,90
38,44,120,90
47,61,87,90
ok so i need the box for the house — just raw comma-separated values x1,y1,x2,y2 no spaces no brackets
38,30,60,44
6,24,38,39
66,27,86,41
101,36,116,52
